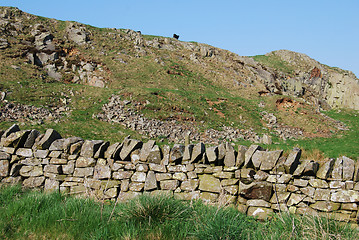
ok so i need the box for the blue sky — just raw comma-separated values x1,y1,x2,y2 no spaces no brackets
2,0,359,77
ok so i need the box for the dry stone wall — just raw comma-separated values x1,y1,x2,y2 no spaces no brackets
1,124,358,223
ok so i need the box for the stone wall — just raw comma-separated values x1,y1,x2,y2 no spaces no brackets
0,124,358,222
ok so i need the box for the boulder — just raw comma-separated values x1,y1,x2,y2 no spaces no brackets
66,23,89,45
146,145,162,164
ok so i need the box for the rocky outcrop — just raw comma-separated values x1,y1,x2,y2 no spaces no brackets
1,125,359,223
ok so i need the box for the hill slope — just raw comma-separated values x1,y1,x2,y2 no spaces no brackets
0,7,358,158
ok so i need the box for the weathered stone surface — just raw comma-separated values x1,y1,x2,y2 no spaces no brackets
49,139,66,151
160,180,179,190
34,129,61,150
80,140,104,158
270,192,291,203
148,163,166,173
244,145,262,168
293,160,318,176
120,139,142,161
247,207,273,220
0,151,10,160
293,179,308,187
342,156,355,180
76,156,96,167
239,181,273,201
173,172,187,181
190,143,205,163
50,158,67,165
23,176,45,188
260,150,282,171
23,129,40,148
331,190,359,203
199,174,221,193
155,173,172,181
310,201,340,212
146,145,162,164
44,179,59,192
284,148,301,174
181,179,199,191
182,144,194,161
69,141,83,155
144,170,157,191
174,191,200,200
1,130,30,148
313,189,330,201
309,179,328,188
223,185,238,195
221,179,239,186
1,124,20,139
236,145,247,167
170,144,185,164
217,143,226,161
223,143,236,167
104,142,121,159
331,158,343,180
301,186,315,197
213,171,234,179
44,165,61,174
247,199,271,208
206,146,218,163
34,150,49,158
94,165,111,179
200,192,219,203
129,182,145,192
329,181,345,189
0,160,9,177
62,160,75,175
136,164,148,172
139,140,156,161
131,172,146,182
130,149,140,164
73,167,93,177
20,165,43,177
204,166,222,174
287,193,305,206
316,159,335,179
49,151,62,158
341,203,358,211
16,148,33,158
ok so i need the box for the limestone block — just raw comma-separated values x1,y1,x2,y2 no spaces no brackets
247,199,271,208
131,172,146,182
180,179,199,191
310,201,340,212
331,190,359,203
16,148,33,158
76,156,96,167
270,192,291,203
144,171,157,191
0,160,9,177
160,180,179,190
104,142,121,159
148,163,166,173
331,158,343,180
329,181,345,189
0,151,10,160
236,145,247,167
217,143,226,161
224,142,236,167
200,192,218,203
94,165,111,179
129,182,145,192
223,185,238,195
293,179,308,187
80,140,104,158
73,167,93,177
244,145,262,168
49,151,62,158
206,146,218,164
316,159,334,179
94,141,110,159
199,174,221,193
173,172,187,181
203,166,222,174
44,179,59,192
254,170,269,181
44,165,61,174
69,141,83,155
1,130,30,148
50,158,68,165
187,171,197,179
34,129,61,150
20,165,43,177
169,144,185,164
23,176,45,188
213,171,234,179
309,179,329,188
174,191,200,200
342,156,355,180
139,140,156,161
155,173,172,181
147,145,162,164
34,150,49,158
49,139,66,151
221,179,239,186
287,193,305,206
283,148,301,174
313,189,330,201
300,186,315,197
62,160,75,175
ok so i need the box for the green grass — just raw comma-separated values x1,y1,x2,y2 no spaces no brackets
252,55,296,75
0,186,358,239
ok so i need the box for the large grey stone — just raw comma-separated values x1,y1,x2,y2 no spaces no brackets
239,181,273,201
23,176,45,188
206,146,218,164
139,140,156,161
0,160,9,177
199,174,221,193
0,130,30,148
224,143,236,167
146,145,162,164
23,130,40,148
316,159,335,179
104,142,122,159
94,141,110,159
1,124,20,139
217,143,226,161
34,129,61,150
244,145,262,168
190,143,205,163
342,156,355,180
182,144,194,161
120,139,142,161
331,190,359,203
144,170,157,191
331,158,343,180
236,145,247,167
93,165,111,179
80,140,104,158
170,144,185,164
260,150,282,171
283,148,301,174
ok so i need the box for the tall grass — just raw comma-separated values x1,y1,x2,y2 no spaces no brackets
0,185,358,239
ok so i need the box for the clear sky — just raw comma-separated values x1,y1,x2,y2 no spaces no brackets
2,0,359,77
